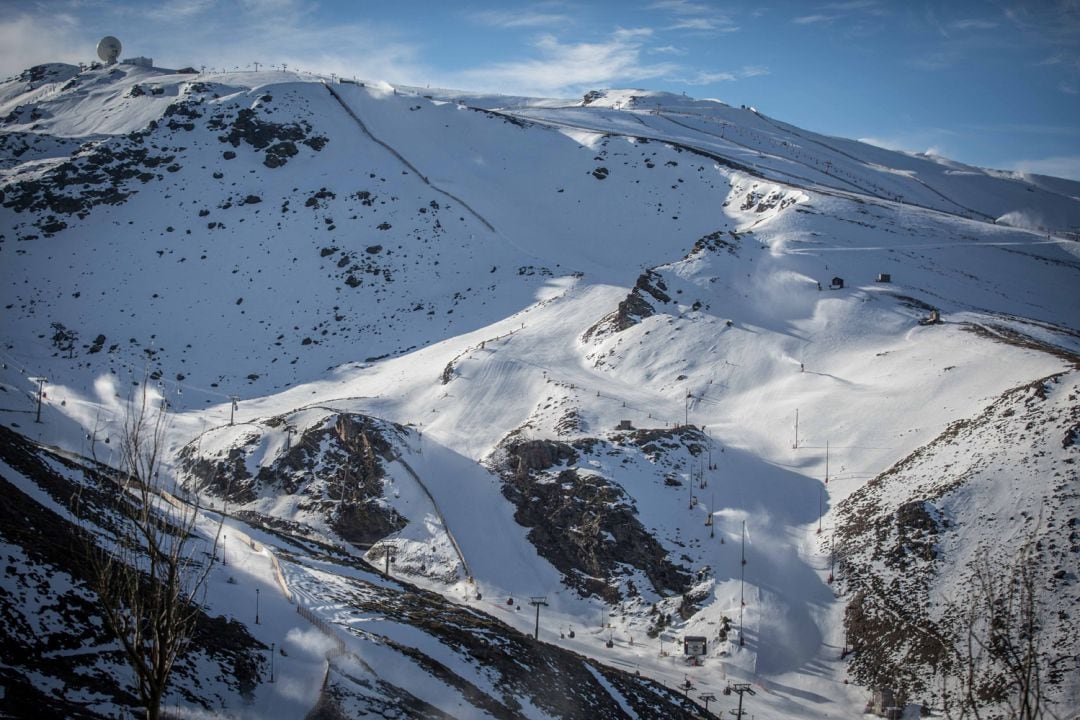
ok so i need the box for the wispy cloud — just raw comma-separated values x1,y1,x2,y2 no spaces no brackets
1010,154,1080,181
648,0,712,15
470,9,572,29
791,0,886,27
0,12,86,78
649,0,738,34
793,14,833,25
949,18,998,31
822,0,881,10
858,127,958,158
455,27,678,96
0,1,429,82
650,45,687,55
906,50,958,71
667,17,739,32
684,65,769,84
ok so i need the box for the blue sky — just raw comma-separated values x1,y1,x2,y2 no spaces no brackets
3,0,1079,179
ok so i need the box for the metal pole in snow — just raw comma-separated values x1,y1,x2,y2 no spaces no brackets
255,588,260,625
739,521,746,647
34,377,47,423
793,409,798,449
818,484,823,535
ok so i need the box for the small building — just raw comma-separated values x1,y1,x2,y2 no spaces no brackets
830,276,845,289
876,273,891,283
121,56,153,68
616,419,634,430
683,635,707,657
865,687,897,717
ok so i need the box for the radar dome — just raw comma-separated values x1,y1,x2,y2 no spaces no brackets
96,36,122,64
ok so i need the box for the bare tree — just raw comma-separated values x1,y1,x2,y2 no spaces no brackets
941,530,1059,720
80,381,221,720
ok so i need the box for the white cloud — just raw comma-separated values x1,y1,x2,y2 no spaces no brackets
470,9,572,29
949,18,998,31
0,13,87,78
454,28,678,96
1011,155,1080,180
907,51,956,71
648,0,712,15
650,45,687,55
667,17,739,32
648,0,738,33
684,65,769,85
858,128,956,158
793,14,834,25
0,2,429,85
822,0,880,10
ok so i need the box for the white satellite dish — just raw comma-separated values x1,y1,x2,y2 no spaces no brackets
97,36,122,64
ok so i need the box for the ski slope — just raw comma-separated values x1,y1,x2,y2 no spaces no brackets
2,63,1079,719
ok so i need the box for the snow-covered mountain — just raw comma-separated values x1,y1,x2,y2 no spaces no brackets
2,62,1078,719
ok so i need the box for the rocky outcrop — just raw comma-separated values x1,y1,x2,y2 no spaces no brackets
494,437,690,601
179,413,407,546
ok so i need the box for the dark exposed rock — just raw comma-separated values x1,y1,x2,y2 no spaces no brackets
582,269,670,342
214,107,326,169
493,437,690,601
178,414,406,547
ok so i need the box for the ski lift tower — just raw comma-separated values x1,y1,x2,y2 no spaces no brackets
528,596,548,640
724,682,756,718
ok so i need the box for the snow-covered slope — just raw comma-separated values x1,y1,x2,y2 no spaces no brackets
2,63,1079,719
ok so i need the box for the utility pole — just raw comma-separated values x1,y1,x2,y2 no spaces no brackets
724,682,756,718
222,534,227,566
709,493,715,538
827,531,835,584
269,642,275,682
229,395,239,426
739,521,746,647
33,376,47,423
255,587,260,625
383,542,395,576
685,390,692,428
529,597,548,640
706,427,713,469
818,483,823,535
253,61,260,72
